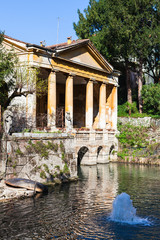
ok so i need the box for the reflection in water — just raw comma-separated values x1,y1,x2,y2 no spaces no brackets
0,163,160,239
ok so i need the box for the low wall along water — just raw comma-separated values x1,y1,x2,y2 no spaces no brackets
115,117,160,165
0,133,77,183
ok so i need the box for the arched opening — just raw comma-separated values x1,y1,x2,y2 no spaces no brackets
109,145,115,161
77,146,89,166
97,146,103,157
109,145,115,155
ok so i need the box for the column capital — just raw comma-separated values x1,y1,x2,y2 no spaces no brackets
69,72,76,77
51,68,59,73
85,77,97,84
63,72,76,78
90,77,96,81
102,80,108,85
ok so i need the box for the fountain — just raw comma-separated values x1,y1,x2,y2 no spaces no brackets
110,192,150,225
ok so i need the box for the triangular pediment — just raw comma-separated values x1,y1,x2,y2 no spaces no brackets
56,41,113,73
59,46,106,70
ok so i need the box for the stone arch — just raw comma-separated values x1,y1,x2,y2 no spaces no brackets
97,146,103,157
77,146,89,166
109,144,115,155
109,144,116,161
97,145,109,164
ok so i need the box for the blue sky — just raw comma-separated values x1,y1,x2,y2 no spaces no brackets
0,0,89,46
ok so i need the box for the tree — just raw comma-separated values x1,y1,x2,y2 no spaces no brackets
141,83,160,115
74,0,160,113
0,31,47,112
0,32,17,110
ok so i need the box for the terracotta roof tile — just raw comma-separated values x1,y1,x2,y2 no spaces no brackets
46,39,89,50
4,35,29,44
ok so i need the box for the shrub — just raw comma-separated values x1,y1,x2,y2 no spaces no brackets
142,83,160,115
117,123,148,148
118,102,138,117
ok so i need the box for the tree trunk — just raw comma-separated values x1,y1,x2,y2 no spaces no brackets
126,61,132,116
138,61,143,114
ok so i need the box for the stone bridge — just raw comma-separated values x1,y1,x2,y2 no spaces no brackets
74,130,118,166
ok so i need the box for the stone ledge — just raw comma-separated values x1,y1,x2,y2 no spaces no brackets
12,132,72,139
0,180,34,202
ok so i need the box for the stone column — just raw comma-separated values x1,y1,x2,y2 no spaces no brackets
99,83,106,129
85,80,93,128
47,71,56,130
111,86,118,130
65,74,73,129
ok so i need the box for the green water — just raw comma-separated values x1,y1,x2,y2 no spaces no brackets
0,163,160,239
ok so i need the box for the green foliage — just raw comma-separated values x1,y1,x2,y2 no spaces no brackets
63,163,70,175
55,165,60,170
74,0,160,108
74,0,160,67
40,170,46,179
0,32,18,110
146,142,160,156
118,102,160,118
47,141,58,152
118,102,138,116
61,152,65,161
28,141,49,159
125,102,138,114
43,164,50,174
60,141,65,154
15,147,24,156
117,122,160,160
117,123,149,148
0,31,47,111
23,129,30,133
8,156,12,162
26,140,61,159
142,84,160,115
117,151,128,160
12,161,17,169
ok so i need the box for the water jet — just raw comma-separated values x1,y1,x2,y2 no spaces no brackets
110,192,150,225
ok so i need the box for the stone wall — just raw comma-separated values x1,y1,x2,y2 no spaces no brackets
111,155,160,166
115,117,160,165
118,117,160,127
1,133,76,183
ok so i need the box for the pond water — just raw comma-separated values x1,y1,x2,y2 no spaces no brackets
0,163,160,240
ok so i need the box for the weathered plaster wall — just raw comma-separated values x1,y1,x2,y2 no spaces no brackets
1,133,76,183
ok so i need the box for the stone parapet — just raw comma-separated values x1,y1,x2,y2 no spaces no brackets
1,133,76,183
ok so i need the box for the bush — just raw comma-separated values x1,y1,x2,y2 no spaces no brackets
117,123,148,148
142,84,160,115
118,101,138,117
